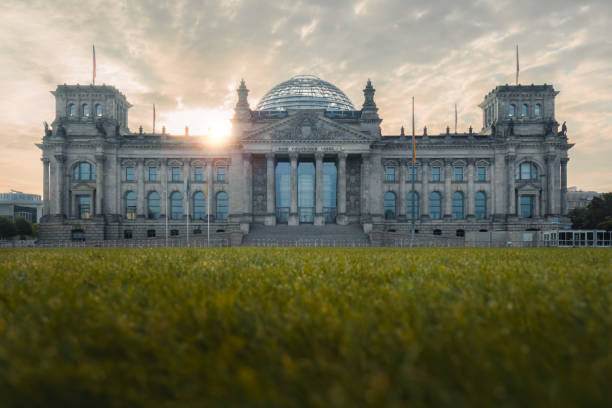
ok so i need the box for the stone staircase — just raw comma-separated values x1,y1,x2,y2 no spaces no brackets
243,223,370,246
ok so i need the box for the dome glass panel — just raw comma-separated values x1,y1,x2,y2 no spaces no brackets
256,75,355,111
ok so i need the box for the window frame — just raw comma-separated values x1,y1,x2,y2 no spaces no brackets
171,167,181,182
95,104,103,117
385,166,396,182
170,191,183,220
521,103,529,117
475,191,487,219
452,191,464,220
125,166,135,181
383,191,397,220
216,166,227,183
147,191,160,219
454,167,464,182
125,191,137,220
429,192,442,219
148,167,158,181
194,167,204,182
431,167,441,182
82,104,89,117
509,104,516,117
216,191,229,220
477,166,486,181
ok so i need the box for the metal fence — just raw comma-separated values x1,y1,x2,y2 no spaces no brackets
0,238,229,249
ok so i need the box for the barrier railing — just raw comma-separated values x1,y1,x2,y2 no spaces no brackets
1,238,229,248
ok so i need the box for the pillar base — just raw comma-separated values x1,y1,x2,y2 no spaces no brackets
314,215,324,226
264,215,276,226
288,214,298,226
336,214,348,225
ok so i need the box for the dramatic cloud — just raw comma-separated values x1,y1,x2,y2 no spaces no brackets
1,0,611,193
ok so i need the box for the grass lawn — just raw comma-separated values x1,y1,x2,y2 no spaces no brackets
1,247,611,407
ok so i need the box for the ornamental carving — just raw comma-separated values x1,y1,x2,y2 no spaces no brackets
251,156,267,214
346,156,361,215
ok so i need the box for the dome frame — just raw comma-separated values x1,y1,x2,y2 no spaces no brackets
255,75,355,111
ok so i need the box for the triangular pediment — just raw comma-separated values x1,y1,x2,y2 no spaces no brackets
242,111,373,142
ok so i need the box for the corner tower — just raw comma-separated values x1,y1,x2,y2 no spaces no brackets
50,84,131,138
479,84,559,137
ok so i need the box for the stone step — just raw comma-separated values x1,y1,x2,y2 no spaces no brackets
243,223,369,245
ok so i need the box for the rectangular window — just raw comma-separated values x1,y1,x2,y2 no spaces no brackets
147,229,156,238
149,167,158,181
477,167,486,181
432,167,441,182
454,167,463,181
125,167,135,181
170,229,179,236
408,167,418,182
194,167,203,181
385,167,395,182
124,230,133,239
77,195,91,219
520,196,534,218
172,167,181,181
217,167,226,182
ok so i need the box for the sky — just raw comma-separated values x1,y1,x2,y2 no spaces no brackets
1,0,611,194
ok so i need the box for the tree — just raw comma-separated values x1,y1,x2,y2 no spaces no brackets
15,217,33,239
0,216,17,239
569,193,612,230
32,223,39,238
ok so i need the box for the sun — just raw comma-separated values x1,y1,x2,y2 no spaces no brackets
161,107,233,143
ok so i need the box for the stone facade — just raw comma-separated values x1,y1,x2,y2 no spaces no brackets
38,78,572,243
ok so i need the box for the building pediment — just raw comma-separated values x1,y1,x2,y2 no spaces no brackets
242,111,373,142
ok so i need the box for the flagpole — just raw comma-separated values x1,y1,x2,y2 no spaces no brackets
411,96,416,248
165,188,168,246
153,104,156,135
516,45,519,85
454,103,457,134
207,181,210,247
186,177,190,248
92,45,96,86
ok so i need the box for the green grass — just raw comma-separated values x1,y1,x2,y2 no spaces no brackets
0,248,611,407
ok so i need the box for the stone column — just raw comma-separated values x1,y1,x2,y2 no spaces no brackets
289,153,298,226
561,158,568,215
243,153,252,218
161,159,168,218
136,158,145,217
398,159,407,221
467,160,475,218
421,160,429,218
314,152,324,225
95,154,105,216
265,152,276,226
42,158,50,216
183,159,191,219
54,154,65,216
546,154,555,216
444,161,452,218
506,154,516,216
336,152,347,225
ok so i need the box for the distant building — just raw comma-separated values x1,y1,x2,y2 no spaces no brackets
0,191,43,222
567,187,602,210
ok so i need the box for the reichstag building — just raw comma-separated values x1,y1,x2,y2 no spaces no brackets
38,74,572,243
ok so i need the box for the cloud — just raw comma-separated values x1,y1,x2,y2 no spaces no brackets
0,0,611,193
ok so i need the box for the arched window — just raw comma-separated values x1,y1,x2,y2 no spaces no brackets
383,191,396,220
73,162,95,181
429,192,442,219
216,191,228,220
170,191,182,219
147,191,160,219
193,192,206,220
452,191,464,219
68,103,76,117
535,103,542,116
125,191,137,220
509,104,516,117
82,104,89,117
516,162,538,180
407,191,419,219
522,103,528,116
95,104,102,117
475,191,487,219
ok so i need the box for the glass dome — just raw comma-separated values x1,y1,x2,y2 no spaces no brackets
255,75,355,111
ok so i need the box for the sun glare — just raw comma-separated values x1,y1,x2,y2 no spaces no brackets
161,107,233,143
